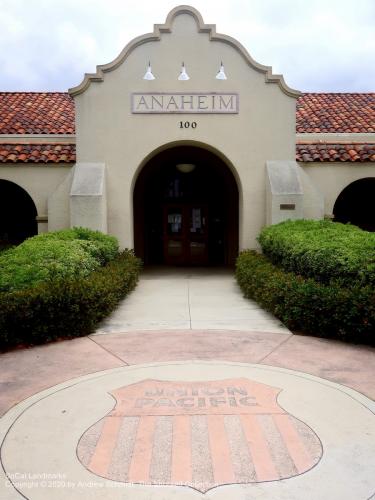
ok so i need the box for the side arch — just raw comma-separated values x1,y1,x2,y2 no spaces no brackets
333,177,375,231
0,179,38,245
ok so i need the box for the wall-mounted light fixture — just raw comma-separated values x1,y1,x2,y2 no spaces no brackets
178,62,190,81
216,62,227,80
176,163,196,173
143,62,155,80
143,61,227,80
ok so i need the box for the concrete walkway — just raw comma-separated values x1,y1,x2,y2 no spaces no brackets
96,268,290,334
1,268,375,500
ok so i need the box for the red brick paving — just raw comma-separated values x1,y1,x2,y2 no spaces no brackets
1,330,375,419
0,336,124,416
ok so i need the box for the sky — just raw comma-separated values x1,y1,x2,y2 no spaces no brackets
0,0,374,93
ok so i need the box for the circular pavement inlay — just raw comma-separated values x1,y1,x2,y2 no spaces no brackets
77,378,322,492
1,362,374,500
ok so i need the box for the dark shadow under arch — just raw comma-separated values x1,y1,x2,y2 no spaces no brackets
333,177,375,231
0,180,38,245
133,145,239,266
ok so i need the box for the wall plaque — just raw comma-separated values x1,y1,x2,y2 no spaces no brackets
131,92,239,114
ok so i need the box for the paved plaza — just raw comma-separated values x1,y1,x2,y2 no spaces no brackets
1,269,374,499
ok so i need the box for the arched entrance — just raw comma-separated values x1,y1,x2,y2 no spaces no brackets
133,145,239,266
0,180,38,246
333,178,375,231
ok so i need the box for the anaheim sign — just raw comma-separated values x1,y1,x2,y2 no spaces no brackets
131,92,239,114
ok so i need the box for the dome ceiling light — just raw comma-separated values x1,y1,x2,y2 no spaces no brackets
176,163,196,173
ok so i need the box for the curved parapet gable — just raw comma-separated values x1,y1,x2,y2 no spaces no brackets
68,5,301,98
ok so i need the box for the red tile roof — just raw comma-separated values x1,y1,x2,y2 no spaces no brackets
296,93,374,133
296,143,375,162
0,144,76,163
0,92,75,134
0,92,374,163
0,142,373,163
0,92,374,135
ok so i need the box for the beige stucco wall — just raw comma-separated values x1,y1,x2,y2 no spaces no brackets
0,164,72,233
300,163,375,216
1,9,373,252
72,9,297,250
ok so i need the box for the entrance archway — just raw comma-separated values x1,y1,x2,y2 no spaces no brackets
333,178,375,231
0,180,38,245
133,145,239,266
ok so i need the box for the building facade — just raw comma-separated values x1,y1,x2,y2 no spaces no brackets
0,6,374,265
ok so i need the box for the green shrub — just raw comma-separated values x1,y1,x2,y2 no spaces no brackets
0,250,142,350
30,227,119,264
258,220,375,287
236,250,375,344
0,228,119,292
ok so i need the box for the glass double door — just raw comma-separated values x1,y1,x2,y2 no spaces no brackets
163,204,208,265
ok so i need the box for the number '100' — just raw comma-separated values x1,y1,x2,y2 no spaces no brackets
179,121,197,128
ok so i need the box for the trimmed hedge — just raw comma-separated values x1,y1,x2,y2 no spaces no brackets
258,220,375,287
0,228,119,292
236,250,375,344
34,227,119,265
0,250,142,350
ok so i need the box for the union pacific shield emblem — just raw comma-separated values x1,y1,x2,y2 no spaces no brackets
77,378,322,493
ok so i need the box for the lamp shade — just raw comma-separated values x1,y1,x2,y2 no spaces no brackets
178,62,190,81
216,61,227,80
143,62,155,80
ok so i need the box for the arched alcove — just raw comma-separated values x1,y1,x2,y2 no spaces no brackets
133,145,239,266
0,180,38,245
333,178,375,231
